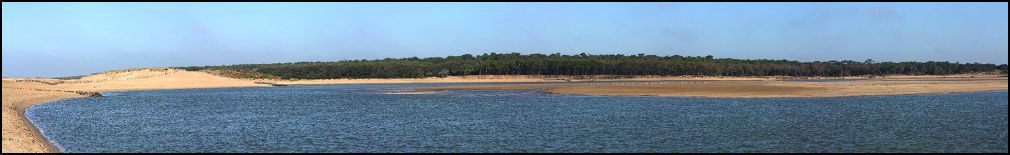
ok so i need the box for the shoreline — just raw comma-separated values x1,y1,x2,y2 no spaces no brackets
3,88,84,153
17,95,77,152
12,93,82,153
3,69,1007,153
411,78,1009,98
541,89,1010,99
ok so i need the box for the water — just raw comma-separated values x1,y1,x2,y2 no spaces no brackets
26,84,1009,153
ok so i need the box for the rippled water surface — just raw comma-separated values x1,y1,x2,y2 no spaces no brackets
27,84,1009,153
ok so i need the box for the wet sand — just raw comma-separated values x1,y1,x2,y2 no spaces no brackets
261,75,776,86
413,77,1009,98
384,91,441,95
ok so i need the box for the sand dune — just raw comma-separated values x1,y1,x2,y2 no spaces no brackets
57,69,269,92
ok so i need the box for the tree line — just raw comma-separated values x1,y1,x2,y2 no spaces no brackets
177,53,1008,79
1001,64,1008,75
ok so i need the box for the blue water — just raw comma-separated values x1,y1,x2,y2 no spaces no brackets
26,84,1009,153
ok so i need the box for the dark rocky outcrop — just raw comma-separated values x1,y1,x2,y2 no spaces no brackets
254,82,288,87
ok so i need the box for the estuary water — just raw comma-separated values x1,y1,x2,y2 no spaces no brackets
26,84,1009,153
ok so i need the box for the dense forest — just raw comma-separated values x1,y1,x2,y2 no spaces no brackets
178,53,1009,79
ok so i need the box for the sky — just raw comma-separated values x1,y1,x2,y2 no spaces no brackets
3,2,1008,78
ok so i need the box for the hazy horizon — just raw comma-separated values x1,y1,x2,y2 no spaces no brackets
4,2,1009,78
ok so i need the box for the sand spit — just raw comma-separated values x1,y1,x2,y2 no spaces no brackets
412,77,1009,98
261,75,777,86
384,91,441,95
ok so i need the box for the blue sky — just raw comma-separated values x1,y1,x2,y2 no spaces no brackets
3,2,1008,77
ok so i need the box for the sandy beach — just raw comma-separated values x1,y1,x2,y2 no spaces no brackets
2,88,82,153
3,68,1008,153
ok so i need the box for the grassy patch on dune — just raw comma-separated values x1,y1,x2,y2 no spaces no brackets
99,68,173,74
53,75,87,80
197,68,280,80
